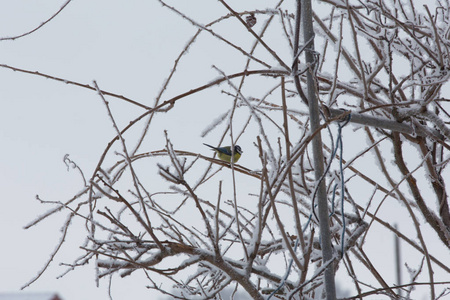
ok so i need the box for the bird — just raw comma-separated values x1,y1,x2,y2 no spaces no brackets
203,143,243,163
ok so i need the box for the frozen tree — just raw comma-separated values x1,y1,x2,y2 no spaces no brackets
9,0,450,299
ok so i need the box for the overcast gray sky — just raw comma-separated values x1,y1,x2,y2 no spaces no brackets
1,1,286,299
1,1,449,300
0,1,218,299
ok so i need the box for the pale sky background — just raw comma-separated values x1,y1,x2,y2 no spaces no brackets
1,1,449,300
0,1,282,299
0,1,230,299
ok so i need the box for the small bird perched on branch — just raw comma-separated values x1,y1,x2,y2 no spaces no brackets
203,143,243,163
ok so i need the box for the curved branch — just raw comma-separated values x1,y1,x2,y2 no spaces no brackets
0,0,73,41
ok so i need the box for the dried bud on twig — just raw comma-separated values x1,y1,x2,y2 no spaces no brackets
246,13,257,27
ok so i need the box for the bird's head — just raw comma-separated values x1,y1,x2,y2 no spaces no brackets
234,145,243,155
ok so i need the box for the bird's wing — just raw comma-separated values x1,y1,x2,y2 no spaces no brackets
216,147,232,156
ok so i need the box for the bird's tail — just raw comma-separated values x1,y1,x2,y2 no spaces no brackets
203,143,216,150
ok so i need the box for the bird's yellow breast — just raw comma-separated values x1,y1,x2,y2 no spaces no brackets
217,151,241,163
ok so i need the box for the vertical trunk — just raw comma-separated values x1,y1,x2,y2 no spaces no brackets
300,0,337,298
